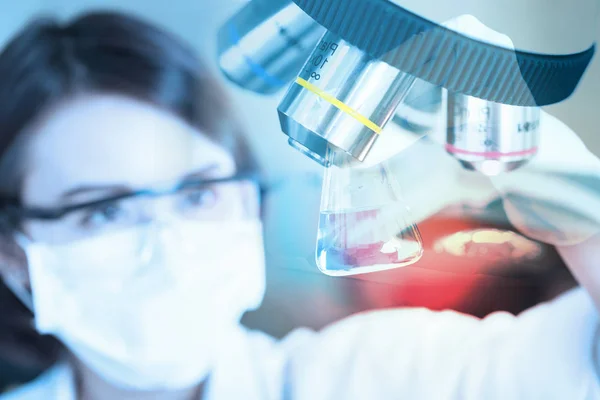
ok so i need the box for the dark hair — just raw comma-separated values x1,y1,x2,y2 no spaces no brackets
0,11,259,388
0,11,259,196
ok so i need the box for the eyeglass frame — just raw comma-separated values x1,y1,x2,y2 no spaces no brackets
0,173,267,223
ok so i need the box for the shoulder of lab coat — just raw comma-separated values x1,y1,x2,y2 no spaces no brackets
205,327,315,399
286,287,600,400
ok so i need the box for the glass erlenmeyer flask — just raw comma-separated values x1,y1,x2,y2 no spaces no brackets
316,152,423,276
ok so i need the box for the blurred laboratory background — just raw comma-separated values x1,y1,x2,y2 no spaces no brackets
0,0,597,391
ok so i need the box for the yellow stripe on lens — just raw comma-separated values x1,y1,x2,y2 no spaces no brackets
295,77,382,134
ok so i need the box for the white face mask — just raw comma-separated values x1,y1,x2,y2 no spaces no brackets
12,218,266,390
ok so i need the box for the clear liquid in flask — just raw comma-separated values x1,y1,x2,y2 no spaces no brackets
316,156,423,276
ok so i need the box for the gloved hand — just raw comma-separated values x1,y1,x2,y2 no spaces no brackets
489,110,600,247
489,111,600,310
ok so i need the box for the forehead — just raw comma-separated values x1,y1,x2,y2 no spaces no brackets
21,94,235,206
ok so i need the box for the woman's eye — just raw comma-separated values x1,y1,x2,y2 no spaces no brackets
185,188,217,208
81,203,127,227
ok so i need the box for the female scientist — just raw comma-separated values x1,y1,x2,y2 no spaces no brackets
0,11,599,400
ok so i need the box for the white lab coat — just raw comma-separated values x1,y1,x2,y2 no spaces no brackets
1,287,599,399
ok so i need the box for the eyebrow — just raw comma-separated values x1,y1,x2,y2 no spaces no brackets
59,185,131,201
58,163,223,200
180,164,221,181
